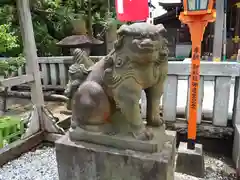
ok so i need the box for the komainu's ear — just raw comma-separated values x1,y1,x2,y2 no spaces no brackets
156,24,167,33
117,24,130,36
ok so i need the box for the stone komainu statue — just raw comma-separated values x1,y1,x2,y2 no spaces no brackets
64,49,94,109
69,22,169,141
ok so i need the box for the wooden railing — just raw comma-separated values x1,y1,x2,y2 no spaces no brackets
162,62,239,127
15,56,240,127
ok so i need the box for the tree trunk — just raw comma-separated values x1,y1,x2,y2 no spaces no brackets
88,0,93,38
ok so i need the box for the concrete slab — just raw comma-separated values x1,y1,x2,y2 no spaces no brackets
55,130,176,180
176,142,205,178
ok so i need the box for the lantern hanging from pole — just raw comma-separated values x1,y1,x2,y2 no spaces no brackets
183,0,215,15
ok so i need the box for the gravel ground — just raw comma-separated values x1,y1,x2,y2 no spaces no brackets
0,146,58,180
175,153,236,180
0,146,237,180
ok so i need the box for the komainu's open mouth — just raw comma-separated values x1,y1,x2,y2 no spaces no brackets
132,39,157,53
138,43,154,50
139,39,154,49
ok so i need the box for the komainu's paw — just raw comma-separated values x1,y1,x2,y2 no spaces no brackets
132,127,154,141
147,115,164,127
70,119,77,129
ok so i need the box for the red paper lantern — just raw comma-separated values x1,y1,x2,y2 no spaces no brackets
115,0,149,22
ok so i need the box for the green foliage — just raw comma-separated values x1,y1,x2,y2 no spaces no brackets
0,23,24,76
0,0,118,56
0,24,19,53
0,55,25,76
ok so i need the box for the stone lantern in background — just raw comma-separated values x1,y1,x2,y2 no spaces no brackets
56,18,103,110
56,34,103,56
56,18,103,56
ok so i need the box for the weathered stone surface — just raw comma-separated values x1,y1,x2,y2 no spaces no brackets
176,142,205,178
68,22,169,141
69,124,166,153
233,124,240,168
55,130,176,180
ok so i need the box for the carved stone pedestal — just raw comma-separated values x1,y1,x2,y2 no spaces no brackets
55,130,176,180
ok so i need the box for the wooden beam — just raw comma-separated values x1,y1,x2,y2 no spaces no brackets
44,132,64,143
16,0,62,136
0,131,44,167
0,74,34,87
37,56,240,77
168,61,240,76
213,0,224,62
38,56,102,64
17,0,44,107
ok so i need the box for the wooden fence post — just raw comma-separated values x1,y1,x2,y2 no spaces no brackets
237,49,240,62
213,0,224,62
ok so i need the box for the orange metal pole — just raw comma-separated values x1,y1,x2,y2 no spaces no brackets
179,13,216,149
187,21,207,149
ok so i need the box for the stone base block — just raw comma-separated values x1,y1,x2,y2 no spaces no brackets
55,130,176,180
233,125,240,178
233,125,240,166
176,142,205,178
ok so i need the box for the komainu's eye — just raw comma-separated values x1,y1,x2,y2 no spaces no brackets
150,35,159,40
115,58,123,67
